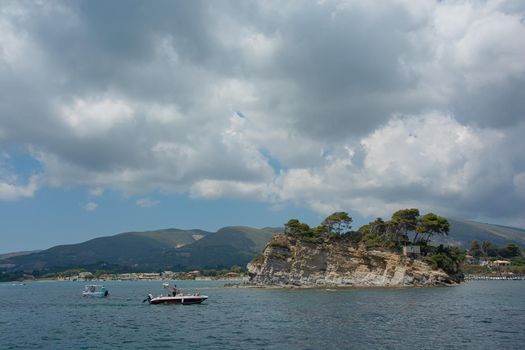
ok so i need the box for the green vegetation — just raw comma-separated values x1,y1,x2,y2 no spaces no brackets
284,209,464,274
320,212,353,236
469,240,522,260
55,268,86,278
424,245,465,275
197,265,247,277
284,212,354,242
464,240,525,275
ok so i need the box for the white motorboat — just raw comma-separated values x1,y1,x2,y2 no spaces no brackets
144,293,208,305
143,285,207,305
82,285,109,298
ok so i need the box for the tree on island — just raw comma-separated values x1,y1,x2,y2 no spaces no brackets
285,208,449,248
283,212,353,242
369,218,387,237
415,213,449,244
357,209,449,247
389,208,420,244
284,219,311,236
320,212,353,236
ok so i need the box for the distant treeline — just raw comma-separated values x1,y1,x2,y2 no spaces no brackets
468,240,523,260
0,263,247,282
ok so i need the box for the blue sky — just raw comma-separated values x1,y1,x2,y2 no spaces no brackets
0,152,367,253
0,185,331,253
1,1,525,253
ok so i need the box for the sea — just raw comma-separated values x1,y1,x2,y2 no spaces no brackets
1,280,524,349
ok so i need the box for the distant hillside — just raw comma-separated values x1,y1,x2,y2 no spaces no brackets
7,228,211,272
5,226,277,273
444,219,525,247
0,250,41,260
163,226,277,269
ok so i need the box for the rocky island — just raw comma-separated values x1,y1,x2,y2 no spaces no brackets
248,210,464,287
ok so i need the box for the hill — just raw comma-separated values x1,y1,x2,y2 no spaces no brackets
162,226,278,269
0,250,42,260
4,226,277,273
4,228,211,272
443,219,525,247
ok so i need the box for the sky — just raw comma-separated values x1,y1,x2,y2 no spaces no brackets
1,0,525,253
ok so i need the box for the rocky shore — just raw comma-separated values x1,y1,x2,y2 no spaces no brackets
247,234,462,287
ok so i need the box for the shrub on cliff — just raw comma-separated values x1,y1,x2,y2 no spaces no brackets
268,236,291,249
425,245,465,274
284,219,323,243
320,212,353,236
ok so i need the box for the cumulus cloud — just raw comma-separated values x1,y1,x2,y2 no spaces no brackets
0,153,39,200
0,175,38,200
272,113,518,220
0,0,524,224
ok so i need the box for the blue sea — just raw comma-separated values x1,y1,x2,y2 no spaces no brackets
1,280,524,349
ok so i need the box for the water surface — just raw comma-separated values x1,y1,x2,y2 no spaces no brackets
1,280,524,349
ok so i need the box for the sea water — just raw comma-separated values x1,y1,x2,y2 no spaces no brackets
1,280,524,349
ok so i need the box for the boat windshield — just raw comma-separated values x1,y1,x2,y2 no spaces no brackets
84,285,101,292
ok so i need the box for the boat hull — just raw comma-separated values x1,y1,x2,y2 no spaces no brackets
149,296,208,305
82,292,108,298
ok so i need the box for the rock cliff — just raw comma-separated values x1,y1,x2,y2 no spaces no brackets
247,234,461,287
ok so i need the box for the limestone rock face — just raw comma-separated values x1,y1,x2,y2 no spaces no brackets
247,234,460,287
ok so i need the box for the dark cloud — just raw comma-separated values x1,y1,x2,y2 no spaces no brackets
452,77,525,128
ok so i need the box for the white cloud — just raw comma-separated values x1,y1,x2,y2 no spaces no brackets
360,113,503,192
190,179,273,201
0,175,38,200
136,197,160,208
263,112,520,221
58,97,134,137
83,201,98,211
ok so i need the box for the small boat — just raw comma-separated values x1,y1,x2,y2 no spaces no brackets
144,293,208,305
144,285,207,305
82,285,109,298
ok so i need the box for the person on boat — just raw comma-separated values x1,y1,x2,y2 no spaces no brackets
172,285,178,297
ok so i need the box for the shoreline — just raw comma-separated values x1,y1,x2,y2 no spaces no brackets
226,282,460,289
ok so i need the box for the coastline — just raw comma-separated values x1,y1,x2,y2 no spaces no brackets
225,281,460,289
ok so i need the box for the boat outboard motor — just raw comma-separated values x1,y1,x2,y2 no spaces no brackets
142,294,153,303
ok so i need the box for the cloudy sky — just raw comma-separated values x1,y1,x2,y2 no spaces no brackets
1,0,524,252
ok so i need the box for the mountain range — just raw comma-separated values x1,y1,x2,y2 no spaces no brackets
1,219,524,273
2,226,279,273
